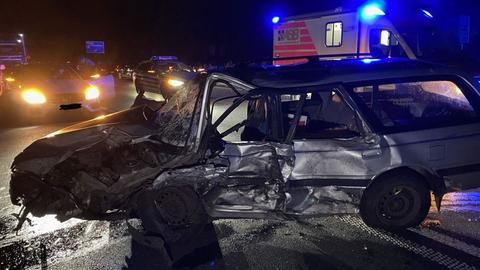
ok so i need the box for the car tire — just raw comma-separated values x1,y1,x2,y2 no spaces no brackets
360,172,431,230
135,185,209,244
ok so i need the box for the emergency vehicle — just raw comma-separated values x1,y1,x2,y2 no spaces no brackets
273,4,416,65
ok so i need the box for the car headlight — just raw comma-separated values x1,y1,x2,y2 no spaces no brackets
85,85,100,100
22,88,46,104
167,79,184,87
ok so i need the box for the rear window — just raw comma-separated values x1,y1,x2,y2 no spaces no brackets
352,79,479,132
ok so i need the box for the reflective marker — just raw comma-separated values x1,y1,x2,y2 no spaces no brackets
421,9,433,19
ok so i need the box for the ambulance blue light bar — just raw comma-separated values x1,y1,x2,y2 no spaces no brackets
360,3,386,21
272,16,280,24
150,56,178,61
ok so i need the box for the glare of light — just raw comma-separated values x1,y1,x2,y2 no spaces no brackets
5,77,15,82
167,79,184,87
421,9,433,19
94,115,106,120
18,33,24,37
361,58,381,64
85,85,100,100
16,39,22,43
90,73,101,79
147,70,156,74
45,130,61,138
360,3,386,21
272,16,280,24
22,88,46,104
380,30,390,46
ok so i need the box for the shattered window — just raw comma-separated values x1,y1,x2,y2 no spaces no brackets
212,96,249,142
153,80,201,147
352,80,478,130
281,90,361,139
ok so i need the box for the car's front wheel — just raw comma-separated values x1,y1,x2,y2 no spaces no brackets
360,172,431,230
135,185,209,244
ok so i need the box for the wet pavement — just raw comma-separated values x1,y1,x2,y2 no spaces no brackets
0,80,479,269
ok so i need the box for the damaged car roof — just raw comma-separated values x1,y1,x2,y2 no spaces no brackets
222,58,460,89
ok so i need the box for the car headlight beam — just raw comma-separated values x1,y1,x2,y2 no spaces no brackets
167,79,185,87
85,85,100,100
22,89,46,104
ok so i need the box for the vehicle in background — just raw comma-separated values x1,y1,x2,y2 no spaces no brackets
2,63,114,119
273,4,416,65
10,57,480,242
1,34,27,98
0,33,27,65
114,64,134,80
133,56,196,100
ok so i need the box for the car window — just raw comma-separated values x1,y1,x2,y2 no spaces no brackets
280,89,361,140
352,80,478,131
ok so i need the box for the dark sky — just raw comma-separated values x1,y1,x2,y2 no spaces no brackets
1,0,479,64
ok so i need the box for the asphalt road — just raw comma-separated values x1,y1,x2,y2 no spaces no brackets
0,80,479,270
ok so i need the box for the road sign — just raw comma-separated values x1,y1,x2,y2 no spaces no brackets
86,41,105,54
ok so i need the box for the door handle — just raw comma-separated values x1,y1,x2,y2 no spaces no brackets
362,148,382,159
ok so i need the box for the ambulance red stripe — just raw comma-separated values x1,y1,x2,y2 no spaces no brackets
275,21,307,30
274,51,318,57
274,44,316,51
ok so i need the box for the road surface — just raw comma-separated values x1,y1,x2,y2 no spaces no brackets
0,80,479,270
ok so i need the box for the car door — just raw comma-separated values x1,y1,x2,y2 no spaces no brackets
205,89,293,217
282,86,381,186
350,77,480,192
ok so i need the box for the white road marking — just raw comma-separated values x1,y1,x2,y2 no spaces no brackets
338,215,478,270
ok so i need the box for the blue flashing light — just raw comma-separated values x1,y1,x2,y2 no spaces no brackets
361,58,381,64
272,16,280,24
360,3,386,21
421,9,433,19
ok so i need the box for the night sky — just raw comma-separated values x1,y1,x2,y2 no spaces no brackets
1,0,479,65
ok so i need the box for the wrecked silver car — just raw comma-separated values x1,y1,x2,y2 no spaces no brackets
10,58,480,236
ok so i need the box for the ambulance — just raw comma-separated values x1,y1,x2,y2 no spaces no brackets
273,4,416,65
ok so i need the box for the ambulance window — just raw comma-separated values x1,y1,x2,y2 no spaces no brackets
370,29,405,58
326,22,343,47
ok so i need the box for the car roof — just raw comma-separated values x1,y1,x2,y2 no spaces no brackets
221,58,467,89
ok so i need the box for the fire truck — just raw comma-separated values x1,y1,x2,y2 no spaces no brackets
273,4,416,65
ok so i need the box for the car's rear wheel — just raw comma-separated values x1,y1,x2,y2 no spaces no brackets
360,172,431,230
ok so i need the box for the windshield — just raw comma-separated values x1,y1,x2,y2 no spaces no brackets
153,78,202,147
14,64,80,80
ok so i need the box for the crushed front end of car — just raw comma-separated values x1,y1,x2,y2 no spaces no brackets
9,76,205,229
